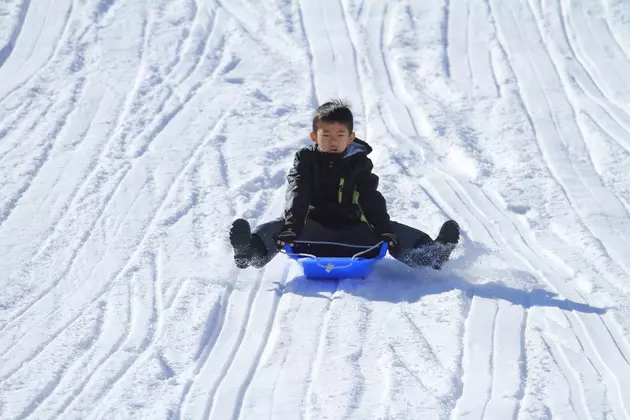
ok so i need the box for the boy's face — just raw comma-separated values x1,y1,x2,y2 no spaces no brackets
310,122,355,153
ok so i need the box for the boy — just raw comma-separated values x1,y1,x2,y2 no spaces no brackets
229,100,460,270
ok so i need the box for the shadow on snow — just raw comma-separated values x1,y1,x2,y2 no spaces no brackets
270,255,608,315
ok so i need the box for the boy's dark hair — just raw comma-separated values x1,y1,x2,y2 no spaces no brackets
312,99,354,133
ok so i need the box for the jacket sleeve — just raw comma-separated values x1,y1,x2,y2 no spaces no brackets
284,149,312,234
356,160,391,234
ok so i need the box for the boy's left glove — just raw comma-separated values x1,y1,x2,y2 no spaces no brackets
374,223,397,248
274,229,297,247
380,232,398,248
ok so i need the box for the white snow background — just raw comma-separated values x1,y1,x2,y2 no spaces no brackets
1,0,630,418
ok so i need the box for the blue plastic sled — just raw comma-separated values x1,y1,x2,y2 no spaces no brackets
283,241,389,279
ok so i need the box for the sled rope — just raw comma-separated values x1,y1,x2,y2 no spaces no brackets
281,241,385,271
291,240,379,249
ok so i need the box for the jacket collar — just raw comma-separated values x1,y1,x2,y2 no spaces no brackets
314,138,373,161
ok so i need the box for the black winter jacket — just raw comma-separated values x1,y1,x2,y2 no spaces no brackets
283,138,391,235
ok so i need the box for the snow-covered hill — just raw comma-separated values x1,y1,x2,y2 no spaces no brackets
1,0,630,418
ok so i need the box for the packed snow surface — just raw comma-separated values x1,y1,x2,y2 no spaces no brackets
1,0,630,418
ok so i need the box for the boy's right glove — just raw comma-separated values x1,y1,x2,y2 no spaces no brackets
380,232,398,248
274,229,297,247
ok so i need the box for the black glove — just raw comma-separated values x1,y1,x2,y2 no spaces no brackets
274,229,297,247
380,232,398,248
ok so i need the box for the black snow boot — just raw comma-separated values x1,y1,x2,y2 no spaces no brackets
229,219,268,269
431,220,460,269
435,220,460,245
230,219,253,269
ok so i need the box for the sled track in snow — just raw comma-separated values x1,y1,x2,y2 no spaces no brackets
0,0,31,69
0,0,73,105
1,0,630,418
302,280,339,420
434,172,630,418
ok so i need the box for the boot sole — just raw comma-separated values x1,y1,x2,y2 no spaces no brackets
230,219,252,269
436,220,460,245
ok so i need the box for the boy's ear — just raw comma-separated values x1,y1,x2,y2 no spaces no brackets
349,132,356,142
310,131,317,143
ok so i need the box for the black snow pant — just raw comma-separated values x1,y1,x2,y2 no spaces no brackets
250,217,449,269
